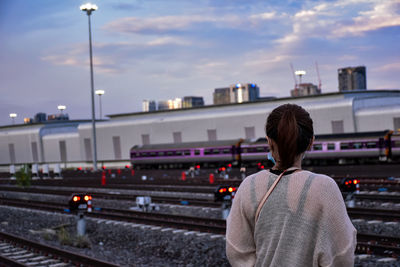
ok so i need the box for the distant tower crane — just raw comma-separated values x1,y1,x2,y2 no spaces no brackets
315,61,322,91
290,63,298,90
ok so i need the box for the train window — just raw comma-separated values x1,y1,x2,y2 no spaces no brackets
131,152,137,157
394,141,400,148
204,149,211,155
194,150,200,155
212,149,220,154
175,151,183,156
366,142,377,148
353,142,362,149
223,148,230,154
340,143,351,150
184,150,191,156
167,151,174,156
327,143,335,150
313,144,323,151
149,152,157,157
256,147,266,152
158,151,165,156
140,152,148,157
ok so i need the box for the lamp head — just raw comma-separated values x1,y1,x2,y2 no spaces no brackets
95,90,105,96
57,105,66,111
80,3,98,15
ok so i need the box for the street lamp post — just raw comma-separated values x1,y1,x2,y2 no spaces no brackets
9,113,17,125
57,105,66,114
80,3,98,171
95,90,105,120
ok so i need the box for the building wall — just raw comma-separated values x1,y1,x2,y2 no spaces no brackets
0,126,42,164
1,91,400,167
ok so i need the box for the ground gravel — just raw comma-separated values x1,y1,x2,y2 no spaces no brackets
0,206,228,266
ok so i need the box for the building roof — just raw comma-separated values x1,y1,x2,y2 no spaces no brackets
107,90,400,119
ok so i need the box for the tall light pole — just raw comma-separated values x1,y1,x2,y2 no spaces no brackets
295,70,306,85
95,89,105,120
9,113,17,125
80,3,98,171
57,105,66,114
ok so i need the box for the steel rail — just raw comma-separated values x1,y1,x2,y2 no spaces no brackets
0,231,119,266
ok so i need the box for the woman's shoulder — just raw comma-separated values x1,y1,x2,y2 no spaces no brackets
306,171,337,185
240,170,271,188
302,170,342,196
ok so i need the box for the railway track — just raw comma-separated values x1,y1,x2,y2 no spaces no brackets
0,198,226,235
0,198,399,259
0,185,221,208
1,197,399,231
0,231,118,267
1,185,400,210
357,233,400,258
347,207,400,221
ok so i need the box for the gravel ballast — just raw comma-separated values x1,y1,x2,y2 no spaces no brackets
0,206,228,266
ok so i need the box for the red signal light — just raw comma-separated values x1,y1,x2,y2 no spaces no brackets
219,188,224,193
77,167,82,171
260,165,265,169
125,165,130,168
102,166,106,170
196,165,200,169
222,167,226,171
228,163,232,167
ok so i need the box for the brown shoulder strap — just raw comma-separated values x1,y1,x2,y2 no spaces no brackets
255,167,299,224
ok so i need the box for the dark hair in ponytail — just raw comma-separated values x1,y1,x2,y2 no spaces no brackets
265,104,314,169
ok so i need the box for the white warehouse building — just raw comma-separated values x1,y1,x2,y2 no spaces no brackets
1,90,400,170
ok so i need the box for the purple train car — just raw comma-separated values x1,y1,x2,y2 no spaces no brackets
130,139,243,169
130,130,398,169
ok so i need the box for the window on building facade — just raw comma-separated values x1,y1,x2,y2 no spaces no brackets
141,134,150,145
245,126,255,139
173,132,182,144
331,120,344,134
31,142,39,163
8,143,16,164
394,117,400,131
113,136,122,160
207,129,217,141
59,141,67,162
84,138,92,161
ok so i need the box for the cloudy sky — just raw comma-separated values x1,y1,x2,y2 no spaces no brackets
1,0,399,126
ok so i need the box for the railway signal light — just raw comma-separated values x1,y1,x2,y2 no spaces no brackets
215,186,237,201
340,178,360,192
69,194,92,212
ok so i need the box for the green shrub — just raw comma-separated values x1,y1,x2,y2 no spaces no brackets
15,165,31,187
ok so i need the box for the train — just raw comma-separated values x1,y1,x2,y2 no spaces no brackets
130,130,400,169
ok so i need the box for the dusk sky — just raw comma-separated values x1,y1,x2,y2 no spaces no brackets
1,0,399,126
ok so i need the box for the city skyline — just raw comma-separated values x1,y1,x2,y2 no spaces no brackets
1,0,399,125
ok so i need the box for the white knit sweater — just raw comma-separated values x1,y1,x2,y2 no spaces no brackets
226,170,356,267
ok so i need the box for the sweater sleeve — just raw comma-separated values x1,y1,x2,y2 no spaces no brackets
226,176,257,267
315,177,357,267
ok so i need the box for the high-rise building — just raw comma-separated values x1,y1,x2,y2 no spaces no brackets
142,100,157,112
158,98,182,110
213,83,259,105
291,83,321,97
158,100,169,111
182,96,204,108
213,87,232,105
338,66,366,91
